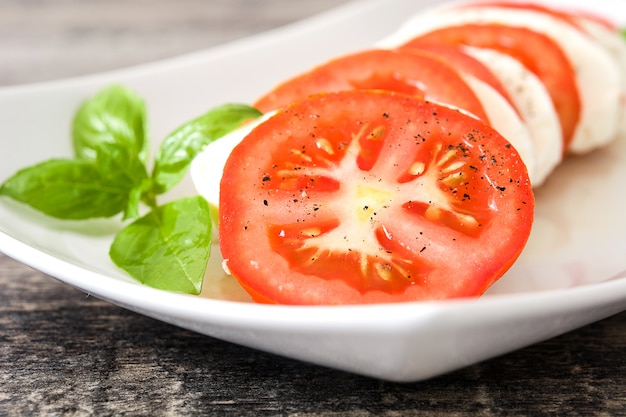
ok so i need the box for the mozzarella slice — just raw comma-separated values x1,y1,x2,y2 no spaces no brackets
462,75,537,184
376,5,622,154
575,17,626,138
463,46,562,186
191,112,274,207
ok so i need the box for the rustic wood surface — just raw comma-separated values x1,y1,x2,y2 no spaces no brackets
1,0,626,415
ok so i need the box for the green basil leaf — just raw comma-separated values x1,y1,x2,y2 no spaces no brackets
94,140,148,181
90,138,153,220
109,196,212,294
0,159,128,219
123,178,153,221
152,103,262,194
72,84,148,164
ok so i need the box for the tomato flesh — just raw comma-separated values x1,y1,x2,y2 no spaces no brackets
254,49,489,122
219,91,534,305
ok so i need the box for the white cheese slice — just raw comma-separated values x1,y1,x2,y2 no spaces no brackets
463,46,562,186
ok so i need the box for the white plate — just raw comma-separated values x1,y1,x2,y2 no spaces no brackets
1,0,626,382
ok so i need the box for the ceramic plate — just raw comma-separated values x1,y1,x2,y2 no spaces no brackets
1,0,625,382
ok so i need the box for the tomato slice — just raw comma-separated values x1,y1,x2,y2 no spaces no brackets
254,49,489,122
219,90,534,305
400,24,580,151
396,42,517,111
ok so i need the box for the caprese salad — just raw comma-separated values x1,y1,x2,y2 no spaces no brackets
191,0,626,305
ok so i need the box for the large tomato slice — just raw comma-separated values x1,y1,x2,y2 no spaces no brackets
219,91,533,305
401,24,580,151
254,49,489,122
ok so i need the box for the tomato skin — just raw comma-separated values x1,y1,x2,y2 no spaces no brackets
401,24,580,151
254,48,489,122
395,42,517,110
220,91,533,305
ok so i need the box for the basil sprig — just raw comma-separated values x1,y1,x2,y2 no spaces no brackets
0,85,261,294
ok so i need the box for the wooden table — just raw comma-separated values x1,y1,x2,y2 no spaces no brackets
1,1,625,415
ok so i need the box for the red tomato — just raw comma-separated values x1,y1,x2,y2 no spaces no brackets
254,49,489,122
219,90,534,305
395,42,517,111
401,24,581,151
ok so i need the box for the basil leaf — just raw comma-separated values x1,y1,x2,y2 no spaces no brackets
94,141,148,182
0,159,128,219
152,103,262,194
72,84,148,164
92,141,150,219
109,196,212,294
124,178,153,221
